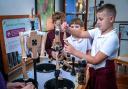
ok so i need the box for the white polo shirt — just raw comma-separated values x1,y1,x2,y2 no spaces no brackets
88,28,119,69
66,36,91,61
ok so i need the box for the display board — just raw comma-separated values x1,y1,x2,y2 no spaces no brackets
0,15,40,76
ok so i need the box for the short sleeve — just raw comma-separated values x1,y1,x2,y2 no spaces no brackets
100,35,119,56
88,28,99,39
87,39,91,50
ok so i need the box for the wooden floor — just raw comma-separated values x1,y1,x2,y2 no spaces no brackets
116,65,128,89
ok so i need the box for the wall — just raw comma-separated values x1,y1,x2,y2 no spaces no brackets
0,0,35,15
96,0,128,21
55,0,65,12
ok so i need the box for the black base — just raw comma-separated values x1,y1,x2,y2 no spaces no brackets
12,78,38,88
36,63,56,73
44,78,75,89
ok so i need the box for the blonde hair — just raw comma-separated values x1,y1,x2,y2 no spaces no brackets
97,4,116,17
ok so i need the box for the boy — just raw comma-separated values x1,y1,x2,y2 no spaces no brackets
66,18,91,61
64,4,119,89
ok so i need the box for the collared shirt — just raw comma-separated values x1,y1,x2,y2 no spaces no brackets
66,36,91,61
88,28,119,69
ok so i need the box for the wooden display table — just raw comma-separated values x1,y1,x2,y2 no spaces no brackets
114,56,128,66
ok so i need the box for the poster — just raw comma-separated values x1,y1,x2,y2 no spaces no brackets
37,0,54,31
2,18,33,67
2,18,31,54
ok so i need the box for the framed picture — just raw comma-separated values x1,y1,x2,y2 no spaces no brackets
0,15,30,73
119,24,128,40
37,0,55,31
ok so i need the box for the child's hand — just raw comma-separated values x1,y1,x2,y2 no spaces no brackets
64,40,75,54
52,51,62,60
22,83,35,89
61,22,69,32
7,82,25,89
51,51,57,59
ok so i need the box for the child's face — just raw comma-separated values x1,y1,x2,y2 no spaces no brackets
46,17,54,31
70,24,80,30
96,10,114,33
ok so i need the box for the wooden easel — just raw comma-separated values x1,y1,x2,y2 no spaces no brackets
26,31,42,85
27,31,41,59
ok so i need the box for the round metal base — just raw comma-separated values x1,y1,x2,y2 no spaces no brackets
36,63,56,73
12,78,38,88
44,78,75,89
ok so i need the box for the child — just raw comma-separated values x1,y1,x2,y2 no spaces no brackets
45,12,70,59
66,18,91,61
64,4,119,89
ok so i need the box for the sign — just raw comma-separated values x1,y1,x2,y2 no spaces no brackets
2,18,31,53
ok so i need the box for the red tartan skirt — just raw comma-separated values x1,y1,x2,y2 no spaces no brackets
88,60,118,89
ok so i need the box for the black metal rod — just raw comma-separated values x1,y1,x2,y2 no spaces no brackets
54,69,60,89
71,57,76,76
55,76,58,89
33,59,38,89
35,0,37,15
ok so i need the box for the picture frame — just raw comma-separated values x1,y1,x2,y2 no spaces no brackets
119,24,128,40
0,15,41,70
37,0,55,31
0,15,29,74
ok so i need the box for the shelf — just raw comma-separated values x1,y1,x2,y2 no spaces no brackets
66,12,86,15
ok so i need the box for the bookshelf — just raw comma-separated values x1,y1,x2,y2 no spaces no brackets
0,15,35,80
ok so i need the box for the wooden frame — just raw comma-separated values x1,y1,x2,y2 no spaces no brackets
119,24,128,40
0,15,28,75
0,15,42,80
0,15,41,79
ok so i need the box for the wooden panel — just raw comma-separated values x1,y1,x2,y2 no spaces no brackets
114,56,128,66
